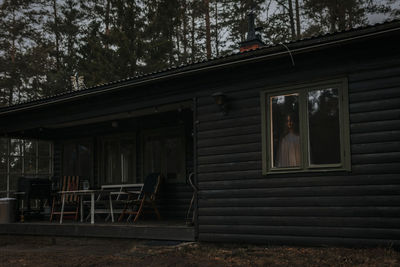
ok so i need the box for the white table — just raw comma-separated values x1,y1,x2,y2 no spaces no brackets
58,190,101,224
59,184,143,224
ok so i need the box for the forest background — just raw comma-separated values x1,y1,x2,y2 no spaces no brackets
0,0,399,107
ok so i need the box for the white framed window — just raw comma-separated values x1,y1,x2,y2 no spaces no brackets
0,138,53,196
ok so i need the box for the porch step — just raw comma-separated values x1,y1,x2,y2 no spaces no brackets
0,222,195,241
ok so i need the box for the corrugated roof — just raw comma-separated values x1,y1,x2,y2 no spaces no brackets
1,19,400,114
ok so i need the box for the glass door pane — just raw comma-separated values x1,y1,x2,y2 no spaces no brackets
63,143,77,176
165,136,184,180
120,139,135,183
78,143,92,179
144,135,162,176
63,140,92,179
105,140,120,184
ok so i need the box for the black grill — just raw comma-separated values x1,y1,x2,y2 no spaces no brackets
17,176,51,212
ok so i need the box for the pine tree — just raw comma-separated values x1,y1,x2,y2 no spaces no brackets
78,0,125,87
59,0,84,91
209,0,231,57
142,0,183,72
0,0,46,105
302,0,391,35
188,0,206,62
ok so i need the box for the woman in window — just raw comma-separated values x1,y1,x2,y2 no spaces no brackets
277,114,300,167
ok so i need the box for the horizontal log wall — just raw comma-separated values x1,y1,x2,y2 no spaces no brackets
196,46,400,246
159,183,193,220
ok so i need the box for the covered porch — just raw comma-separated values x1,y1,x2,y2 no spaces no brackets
1,98,197,241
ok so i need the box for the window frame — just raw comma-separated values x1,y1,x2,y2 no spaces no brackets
261,78,351,175
0,138,53,196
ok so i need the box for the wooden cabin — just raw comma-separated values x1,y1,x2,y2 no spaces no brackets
0,20,399,246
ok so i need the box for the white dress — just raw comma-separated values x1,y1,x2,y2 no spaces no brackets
277,132,300,167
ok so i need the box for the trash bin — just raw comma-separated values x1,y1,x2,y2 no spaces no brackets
0,198,16,223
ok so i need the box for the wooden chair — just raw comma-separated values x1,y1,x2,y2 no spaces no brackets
50,176,80,222
118,173,162,223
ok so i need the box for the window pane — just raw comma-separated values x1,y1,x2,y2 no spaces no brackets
38,141,51,157
9,156,22,174
0,156,7,173
24,156,36,174
10,139,22,156
9,174,20,191
38,158,51,174
24,140,36,156
270,94,301,168
308,88,341,165
0,173,7,192
0,138,7,155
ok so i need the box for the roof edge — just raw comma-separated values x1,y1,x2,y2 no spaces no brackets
1,20,400,116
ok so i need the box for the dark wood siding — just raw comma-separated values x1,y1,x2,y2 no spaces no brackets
159,183,192,219
196,41,400,246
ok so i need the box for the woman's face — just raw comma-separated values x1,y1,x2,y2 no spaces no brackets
286,115,294,130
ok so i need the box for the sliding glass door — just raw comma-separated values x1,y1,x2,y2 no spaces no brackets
143,127,186,183
62,139,93,181
101,134,136,185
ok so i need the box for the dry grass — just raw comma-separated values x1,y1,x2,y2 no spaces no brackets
0,236,399,266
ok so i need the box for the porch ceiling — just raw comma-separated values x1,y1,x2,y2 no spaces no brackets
45,101,192,129
1,101,192,140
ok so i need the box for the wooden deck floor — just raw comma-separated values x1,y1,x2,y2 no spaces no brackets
0,220,195,241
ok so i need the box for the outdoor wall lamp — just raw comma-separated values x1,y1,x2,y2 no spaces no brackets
212,92,229,115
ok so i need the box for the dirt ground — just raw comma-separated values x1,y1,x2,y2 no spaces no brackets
0,236,399,267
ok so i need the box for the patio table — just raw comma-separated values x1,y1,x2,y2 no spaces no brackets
58,190,105,224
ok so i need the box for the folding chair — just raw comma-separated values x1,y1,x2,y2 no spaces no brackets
50,176,80,222
118,173,162,223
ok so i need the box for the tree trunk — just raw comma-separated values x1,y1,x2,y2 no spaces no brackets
240,1,245,42
191,5,196,62
182,0,188,62
204,0,212,59
295,0,301,38
214,0,219,57
288,0,296,39
52,0,60,69
176,25,181,63
9,8,16,105
105,0,111,49
169,17,174,66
